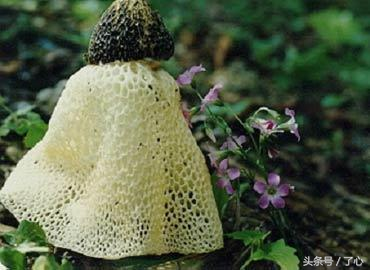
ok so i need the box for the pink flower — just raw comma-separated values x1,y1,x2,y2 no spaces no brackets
283,108,300,141
200,84,223,112
209,156,240,195
176,65,206,86
250,107,300,141
251,119,282,136
221,135,247,150
253,173,292,209
216,159,240,194
181,102,192,128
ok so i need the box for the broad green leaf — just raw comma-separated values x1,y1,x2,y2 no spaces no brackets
239,182,250,196
227,230,270,246
2,116,19,134
0,247,25,270
32,256,60,270
26,112,44,122
309,9,365,46
13,118,30,135
32,256,74,270
0,96,5,105
60,258,74,270
2,220,48,246
0,125,10,137
24,121,48,148
247,239,299,270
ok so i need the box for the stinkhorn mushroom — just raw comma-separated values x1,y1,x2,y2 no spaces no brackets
0,0,223,260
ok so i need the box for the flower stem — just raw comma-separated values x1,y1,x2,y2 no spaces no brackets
270,209,287,241
224,103,260,154
234,179,241,231
0,103,13,115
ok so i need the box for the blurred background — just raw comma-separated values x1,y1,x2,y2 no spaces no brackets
0,0,369,267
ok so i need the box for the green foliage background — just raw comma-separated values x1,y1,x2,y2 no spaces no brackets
1,0,368,187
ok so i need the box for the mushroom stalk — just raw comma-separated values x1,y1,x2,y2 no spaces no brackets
0,0,223,260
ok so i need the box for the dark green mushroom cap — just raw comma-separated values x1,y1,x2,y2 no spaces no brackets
87,0,174,64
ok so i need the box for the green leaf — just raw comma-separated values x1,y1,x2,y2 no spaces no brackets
204,125,216,143
0,125,10,137
0,247,26,270
321,94,348,108
252,35,283,64
211,174,229,218
60,258,74,270
227,230,270,246
0,96,5,106
340,68,370,91
2,220,48,246
309,9,365,46
283,46,330,81
32,256,60,270
246,239,299,270
13,118,30,135
15,105,35,116
26,112,43,122
24,121,48,148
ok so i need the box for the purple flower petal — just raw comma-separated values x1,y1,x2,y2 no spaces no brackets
258,194,270,209
201,84,223,111
285,108,295,118
221,138,233,150
217,179,234,194
284,108,300,141
176,65,206,86
217,178,229,188
265,120,277,130
189,65,206,74
252,119,279,135
227,168,240,180
253,181,267,194
268,173,280,186
225,183,235,194
290,123,301,141
221,135,246,151
277,184,290,197
176,72,192,86
220,141,229,150
236,135,247,145
219,159,228,172
204,84,223,102
271,196,286,209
